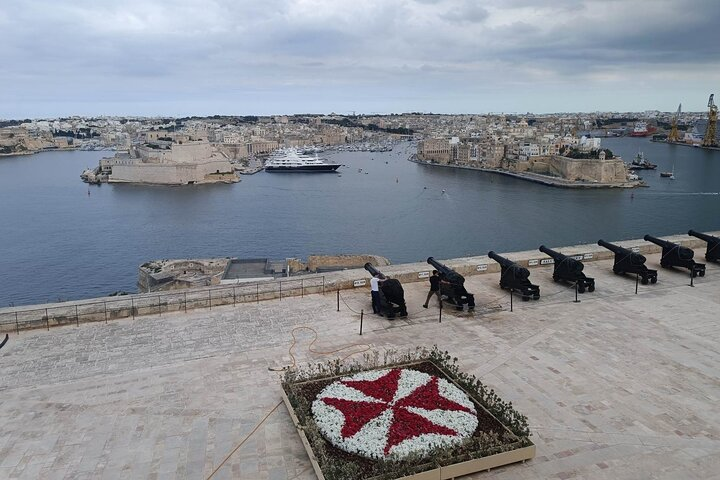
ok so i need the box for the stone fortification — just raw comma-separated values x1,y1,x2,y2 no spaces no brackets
103,141,239,185
1,231,716,333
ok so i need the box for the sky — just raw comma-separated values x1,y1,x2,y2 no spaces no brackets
1,0,719,118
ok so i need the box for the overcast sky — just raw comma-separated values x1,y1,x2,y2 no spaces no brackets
1,0,719,118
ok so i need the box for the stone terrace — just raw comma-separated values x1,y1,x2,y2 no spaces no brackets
1,252,720,479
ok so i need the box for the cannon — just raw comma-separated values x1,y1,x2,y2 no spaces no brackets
688,230,720,263
364,263,407,319
426,257,475,310
644,235,705,278
488,251,540,300
539,245,595,293
598,239,657,284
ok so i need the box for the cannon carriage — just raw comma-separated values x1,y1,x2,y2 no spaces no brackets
688,230,720,263
597,240,658,284
426,257,475,311
644,235,705,278
364,263,408,319
539,245,595,293
488,251,540,300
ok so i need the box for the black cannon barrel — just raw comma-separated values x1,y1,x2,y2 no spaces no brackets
488,251,513,267
427,256,449,273
598,239,647,266
427,257,465,285
364,262,382,277
644,234,674,248
645,234,694,261
540,245,584,273
597,239,629,254
539,245,565,259
688,230,719,243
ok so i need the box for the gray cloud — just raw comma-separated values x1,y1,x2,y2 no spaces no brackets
1,0,719,117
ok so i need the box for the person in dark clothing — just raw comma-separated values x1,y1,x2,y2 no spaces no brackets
422,270,442,308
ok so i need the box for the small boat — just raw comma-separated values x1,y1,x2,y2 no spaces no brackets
660,165,675,179
627,152,657,170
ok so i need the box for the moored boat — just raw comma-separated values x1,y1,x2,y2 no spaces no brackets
264,148,341,172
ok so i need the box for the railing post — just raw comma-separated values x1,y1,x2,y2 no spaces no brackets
131,298,135,319
690,269,695,287
104,302,108,323
360,309,364,335
256,284,259,303
573,282,580,303
45,308,49,330
75,305,79,327
322,276,325,295
439,300,442,323
635,274,639,295
337,290,340,312
15,311,19,334
510,289,513,312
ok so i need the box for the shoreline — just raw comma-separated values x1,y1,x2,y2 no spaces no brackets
649,139,720,151
409,158,641,189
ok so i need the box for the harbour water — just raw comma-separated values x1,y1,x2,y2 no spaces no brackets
1,137,718,306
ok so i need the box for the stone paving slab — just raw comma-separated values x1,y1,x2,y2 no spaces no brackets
1,254,719,479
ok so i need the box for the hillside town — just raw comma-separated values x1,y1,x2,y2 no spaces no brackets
1,110,718,186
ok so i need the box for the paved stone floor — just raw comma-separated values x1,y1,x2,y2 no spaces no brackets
1,254,720,480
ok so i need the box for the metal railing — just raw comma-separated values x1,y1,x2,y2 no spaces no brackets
0,276,325,334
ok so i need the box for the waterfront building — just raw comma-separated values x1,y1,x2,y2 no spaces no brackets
99,140,238,185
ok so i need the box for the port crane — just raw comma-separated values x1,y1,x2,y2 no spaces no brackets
667,103,681,143
702,94,718,148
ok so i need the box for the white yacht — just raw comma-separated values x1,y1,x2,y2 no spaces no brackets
264,148,341,172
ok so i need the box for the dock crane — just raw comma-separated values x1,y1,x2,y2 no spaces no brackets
668,103,681,143
702,94,718,148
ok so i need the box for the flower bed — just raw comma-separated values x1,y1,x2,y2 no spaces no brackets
281,348,534,480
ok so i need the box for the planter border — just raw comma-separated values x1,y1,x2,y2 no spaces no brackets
281,349,534,480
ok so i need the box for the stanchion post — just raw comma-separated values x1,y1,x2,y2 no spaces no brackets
301,279,304,298
690,270,695,287
510,289,513,312
15,311,19,334
256,284,259,304
184,292,188,312
104,302,108,323
208,290,212,310
439,300,443,323
233,286,236,306
75,305,79,326
337,290,340,312
322,276,325,295
280,282,283,300
157,296,161,316
360,310,364,335
46,308,50,330
573,282,580,303
131,298,135,319
635,273,639,295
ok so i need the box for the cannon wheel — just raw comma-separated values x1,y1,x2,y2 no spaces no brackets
552,275,559,282
699,270,705,277
587,284,595,293
577,285,586,294
533,294,540,300
650,276,657,284
641,277,649,285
